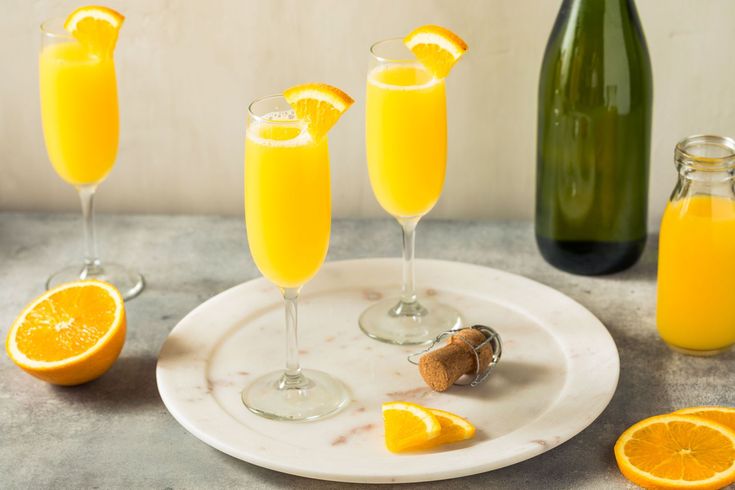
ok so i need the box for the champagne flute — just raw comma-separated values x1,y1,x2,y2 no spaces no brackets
360,37,462,344
242,94,349,421
39,17,143,300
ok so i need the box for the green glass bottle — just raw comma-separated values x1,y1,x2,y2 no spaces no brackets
536,0,652,275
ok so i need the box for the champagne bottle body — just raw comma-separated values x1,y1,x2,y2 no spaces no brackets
535,0,652,275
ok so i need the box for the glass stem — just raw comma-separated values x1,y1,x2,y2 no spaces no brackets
389,216,427,318
399,217,420,305
78,185,101,276
279,287,307,388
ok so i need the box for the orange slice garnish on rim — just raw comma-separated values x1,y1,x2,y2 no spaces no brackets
404,25,468,79
283,83,354,141
64,5,125,58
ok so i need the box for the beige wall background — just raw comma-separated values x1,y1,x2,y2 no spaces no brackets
1,0,734,227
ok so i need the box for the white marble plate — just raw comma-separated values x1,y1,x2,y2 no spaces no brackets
156,259,619,483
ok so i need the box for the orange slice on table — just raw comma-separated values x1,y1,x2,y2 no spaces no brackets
614,413,735,489
382,401,441,452
64,5,125,58
413,408,476,449
404,25,468,79
6,280,126,386
675,407,735,433
283,83,354,141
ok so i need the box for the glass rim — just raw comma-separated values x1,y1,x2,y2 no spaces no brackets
369,37,415,63
40,17,74,40
247,93,304,125
676,134,735,171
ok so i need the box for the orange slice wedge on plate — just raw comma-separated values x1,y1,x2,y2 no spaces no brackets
413,408,476,449
382,401,441,452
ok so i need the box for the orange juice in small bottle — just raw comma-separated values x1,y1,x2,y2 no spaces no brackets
656,135,735,355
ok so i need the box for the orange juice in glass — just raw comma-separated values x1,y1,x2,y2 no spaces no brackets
245,120,330,288
40,41,118,185
656,135,735,355
366,63,446,217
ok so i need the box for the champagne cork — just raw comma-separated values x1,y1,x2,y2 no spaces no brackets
418,328,494,392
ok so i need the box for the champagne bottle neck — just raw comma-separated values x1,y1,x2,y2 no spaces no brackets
563,0,636,21
567,0,633,8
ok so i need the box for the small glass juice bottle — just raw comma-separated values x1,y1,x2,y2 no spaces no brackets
657,135,735,355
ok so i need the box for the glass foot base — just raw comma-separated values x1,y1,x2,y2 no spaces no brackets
46,262,145,301
242,369,350,422
666,343,732,357
359,297,463,345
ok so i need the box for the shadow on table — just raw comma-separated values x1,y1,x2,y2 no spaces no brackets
613,238,658,282
50,355,161,410
465,360,552,402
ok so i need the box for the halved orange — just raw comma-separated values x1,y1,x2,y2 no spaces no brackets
6,280,126,385
382,401,441,452
614,413,735,489
413,408,476,449
676,407,735,433
404,25,468,79
64,6,125,58
283,83,354,141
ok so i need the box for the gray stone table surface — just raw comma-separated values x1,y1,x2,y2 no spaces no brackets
1,212,733,489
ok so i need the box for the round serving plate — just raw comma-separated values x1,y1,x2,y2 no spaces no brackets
156,258,619,483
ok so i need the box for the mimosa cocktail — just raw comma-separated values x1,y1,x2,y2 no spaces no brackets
39,8,143,300
242,87,353,421
360,27,467,345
